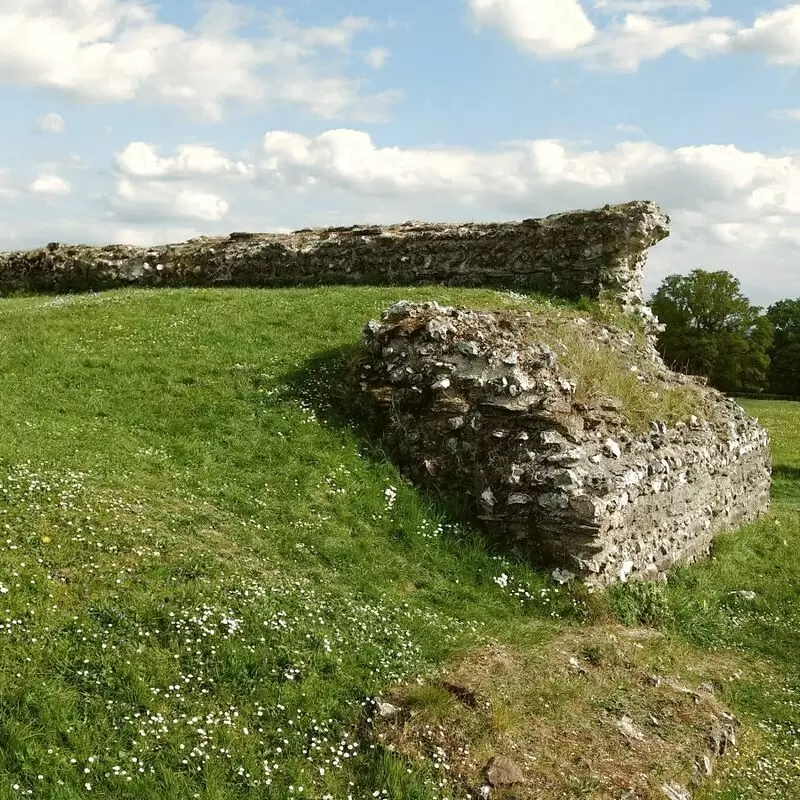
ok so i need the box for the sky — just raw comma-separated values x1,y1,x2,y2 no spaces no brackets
0,0,799,304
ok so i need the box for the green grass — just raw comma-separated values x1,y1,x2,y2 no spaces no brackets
540,320,700,430
666,399,800,799
0,287,797,799
609,398,800,798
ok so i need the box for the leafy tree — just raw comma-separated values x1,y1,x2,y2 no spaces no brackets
767,299,800,396
650,270,773,393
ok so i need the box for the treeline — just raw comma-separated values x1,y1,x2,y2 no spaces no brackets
650,270,800,397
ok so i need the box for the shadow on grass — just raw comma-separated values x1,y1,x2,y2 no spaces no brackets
270,343,549,570
772,464,800,484
770,465,800,507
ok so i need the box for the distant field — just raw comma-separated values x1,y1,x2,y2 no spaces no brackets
0,288,797,799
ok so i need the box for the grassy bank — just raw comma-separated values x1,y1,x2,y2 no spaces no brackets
0,288,797,798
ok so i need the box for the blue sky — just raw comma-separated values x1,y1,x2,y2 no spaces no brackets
1,0,799,303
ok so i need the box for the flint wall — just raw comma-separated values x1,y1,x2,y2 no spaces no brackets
0,201,668,307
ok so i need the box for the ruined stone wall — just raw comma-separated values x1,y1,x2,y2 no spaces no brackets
2,198,769,584
0,201,668,311
358,301,771,587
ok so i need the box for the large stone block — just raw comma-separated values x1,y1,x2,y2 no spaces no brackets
357,301,771,587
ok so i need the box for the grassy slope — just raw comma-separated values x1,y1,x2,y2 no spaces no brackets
0,288,797,799
670,398,800,799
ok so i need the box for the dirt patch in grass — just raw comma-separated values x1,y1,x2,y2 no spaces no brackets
372,624,743,799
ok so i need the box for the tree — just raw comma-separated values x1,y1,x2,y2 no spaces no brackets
650,270,773,394
767,299,800,396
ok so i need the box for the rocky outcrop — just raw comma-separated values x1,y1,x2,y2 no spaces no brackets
0,201,668,310
357,301,771,587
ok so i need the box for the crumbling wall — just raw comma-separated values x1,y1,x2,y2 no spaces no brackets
358,301,771,587
0,201,668,309
2,198,770,583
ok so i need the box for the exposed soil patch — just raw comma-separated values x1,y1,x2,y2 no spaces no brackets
371,625,743,799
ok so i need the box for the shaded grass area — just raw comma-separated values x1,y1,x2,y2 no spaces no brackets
0,288,796,799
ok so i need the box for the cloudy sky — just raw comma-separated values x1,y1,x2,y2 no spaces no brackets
1,0,799,303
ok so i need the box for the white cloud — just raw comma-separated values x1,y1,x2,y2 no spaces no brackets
116,142,254,179
110,140,249,227
0,1,397,121
29,174,71,195
467,1,800,71
580,13,737,70
467,0,596,54
0,169,18,200
114,225,205,246
113,177,230,222
365,47,390,69
174,191,229,221
710,222,771,247
595,0,711,12
256,131,800,217
772,109,800,120
36,112,65,133
266,77,400,123
616,123,645,134
724,6,800,65
779,228,800,248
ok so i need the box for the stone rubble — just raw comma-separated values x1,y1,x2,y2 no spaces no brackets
484,755,525,787
617,714,647,742
357,300,771,587
661,783,692,800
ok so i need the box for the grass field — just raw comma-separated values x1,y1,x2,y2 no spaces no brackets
0,288,797,799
